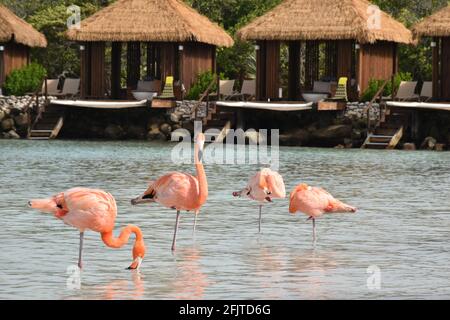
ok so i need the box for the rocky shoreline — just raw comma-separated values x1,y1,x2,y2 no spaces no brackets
59,100,207,140
0,95,48,139
0,96,448,150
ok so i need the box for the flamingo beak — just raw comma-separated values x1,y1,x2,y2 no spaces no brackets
131,193,154,205
28,198,58,214
127,257,143,270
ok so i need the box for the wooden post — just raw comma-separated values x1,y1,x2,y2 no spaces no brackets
256,41,266,101
432,37,440,99
288,41,301,101
265,41,280,100
127,42,141,90
0,43,4,89
80,42,91,99
111,42,122,99
178,43,184,100
90,42,106,98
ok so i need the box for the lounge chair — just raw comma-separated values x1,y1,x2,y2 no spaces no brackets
230,79,256,101
420,81,432,102
40,79,61,96
54,78,80,99
385,81,419,101
213,80,236,100
158,76,175,99
328,77,348,101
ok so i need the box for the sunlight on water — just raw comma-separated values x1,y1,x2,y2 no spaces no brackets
0,140,449,299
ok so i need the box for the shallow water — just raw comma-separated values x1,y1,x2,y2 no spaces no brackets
0,140,449,300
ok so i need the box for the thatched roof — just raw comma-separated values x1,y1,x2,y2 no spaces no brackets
66,0,234,47
412,5,450,38
237,0,413,44
0,5,47,47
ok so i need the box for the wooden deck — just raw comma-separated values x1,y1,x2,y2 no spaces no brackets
386,101,450,112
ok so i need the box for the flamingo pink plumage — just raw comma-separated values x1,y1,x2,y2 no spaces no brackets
289,184,357,241
131,133,208,251
28,188,146,269
233,168,286,232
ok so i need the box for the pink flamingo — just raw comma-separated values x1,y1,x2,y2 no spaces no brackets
28,188,146,270
131,133,208,251
233,168,286,233
289,184,357,241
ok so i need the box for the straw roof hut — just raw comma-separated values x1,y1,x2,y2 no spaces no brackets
237,0,412,44
66,0,233,99
66,0,233,47
0,4,47,48
0,5,47,88
411,5,450,38
237,0,413,101
411,5,450,100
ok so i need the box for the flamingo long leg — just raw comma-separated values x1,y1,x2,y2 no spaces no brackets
312,218,316,242
172,211,181,252
193,214,197,234
258,205,262,233
78,232,84,269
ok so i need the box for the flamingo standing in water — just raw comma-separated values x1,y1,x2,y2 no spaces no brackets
233,168,286,233
29,188,146,270
289,184,357,241
131,133,208,251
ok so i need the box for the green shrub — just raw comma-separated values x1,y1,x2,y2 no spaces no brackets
3,63,47,96
360,72,413,102
185,71,226,100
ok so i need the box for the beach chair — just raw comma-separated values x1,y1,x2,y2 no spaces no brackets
55,78,80,99
390,81,419,101
158,76,175,99
40,79,61,96
230,79,256,101
328,77,348,101
219,80,236,100
420,81,432,102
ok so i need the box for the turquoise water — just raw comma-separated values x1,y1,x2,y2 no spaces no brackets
0,140,449,299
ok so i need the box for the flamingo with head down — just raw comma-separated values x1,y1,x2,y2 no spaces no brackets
233,168,286,233
131,133,208,251
289,184,357,241
28,188,146,270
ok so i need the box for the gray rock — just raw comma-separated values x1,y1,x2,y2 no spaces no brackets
104,124,125,140
160,123,172,135
14,113,29,128
403,143,416,151
6,130,20,139
1,118,14,131
0,110,4,122
421,136,437,150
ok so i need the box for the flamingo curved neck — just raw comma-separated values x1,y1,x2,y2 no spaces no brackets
101,225,145,257
194,142,208,206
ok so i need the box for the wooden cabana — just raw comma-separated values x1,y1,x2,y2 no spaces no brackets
0,5,47,89
66,0,233,100
237,0,413,101
412,5,450,101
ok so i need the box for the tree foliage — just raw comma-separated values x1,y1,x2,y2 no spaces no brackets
1,0,450,81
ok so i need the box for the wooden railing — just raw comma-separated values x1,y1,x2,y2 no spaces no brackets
363,79,389,133
192,74,218,120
